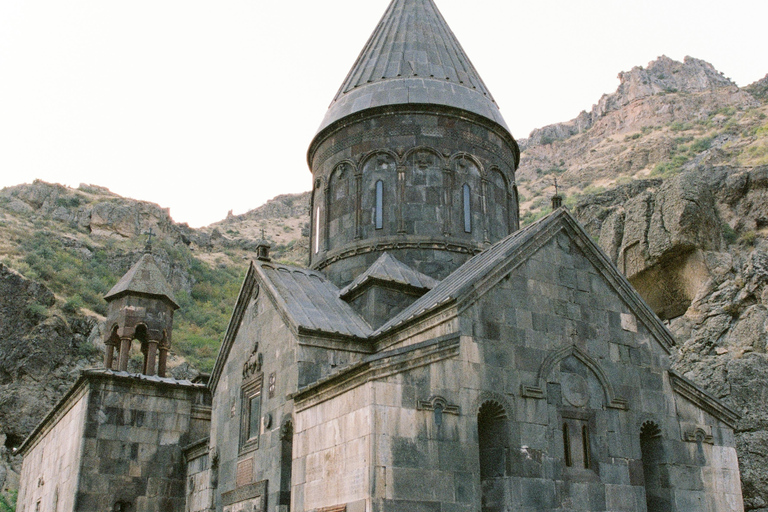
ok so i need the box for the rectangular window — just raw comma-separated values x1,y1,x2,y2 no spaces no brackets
375,180,383,230
240,376,263,453
314,207,320,254
248,395,261,440
463,184,472,233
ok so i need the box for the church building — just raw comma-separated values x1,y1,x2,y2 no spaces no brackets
16,0,745,511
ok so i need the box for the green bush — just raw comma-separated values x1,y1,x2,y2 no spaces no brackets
739,231,757,246
690,137,713,153
722,223,738,245
0,491,17,512
63,294,85,315
78,341,101,358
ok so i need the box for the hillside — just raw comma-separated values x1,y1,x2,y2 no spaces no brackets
2,55,768,509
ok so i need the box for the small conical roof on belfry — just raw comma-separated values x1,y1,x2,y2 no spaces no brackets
104,252,179,309
315,0,510,135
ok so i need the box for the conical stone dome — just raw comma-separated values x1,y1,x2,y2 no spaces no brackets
316,0,510,135
308,0,520,287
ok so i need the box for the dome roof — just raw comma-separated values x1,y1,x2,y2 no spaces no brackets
315,0,510,135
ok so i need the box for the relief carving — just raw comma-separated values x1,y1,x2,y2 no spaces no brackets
243,342,263,380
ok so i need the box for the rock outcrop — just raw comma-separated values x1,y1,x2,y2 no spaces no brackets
573,165,768,510
522,56,744,150
0,264,102,495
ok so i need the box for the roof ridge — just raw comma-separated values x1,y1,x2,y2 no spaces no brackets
373,210,565,334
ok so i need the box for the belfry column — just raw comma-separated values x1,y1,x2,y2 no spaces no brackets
104,341,116,370
145,341,158,376
118,337,132,372
158,341,169,378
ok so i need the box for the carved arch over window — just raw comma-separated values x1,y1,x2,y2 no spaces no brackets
521,344,628,410
360,151,398,236
403,146,445,169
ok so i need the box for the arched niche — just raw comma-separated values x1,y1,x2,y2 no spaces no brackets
360,151,398,238
403,147,445,236
486,167,511,241
477,398,512,512
310,177,326,256
327,161,356,250
522,344,628,411
640,421,672,512
450,154,483,239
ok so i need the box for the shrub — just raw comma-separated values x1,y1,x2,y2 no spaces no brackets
25,302,49,319
690,137,713,153
63,295,85,315
721,223,738,245
739,231,757,246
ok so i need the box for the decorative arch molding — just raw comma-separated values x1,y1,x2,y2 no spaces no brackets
487,165,512,190
403,146,446,169
520,344,628,410
328,160,357,192
638,418,662,438
449,152,485,177
359,149,401,171
417,395,460,416
472,391,514,418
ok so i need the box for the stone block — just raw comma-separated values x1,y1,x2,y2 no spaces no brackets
604,484,636,511
519,478,555,509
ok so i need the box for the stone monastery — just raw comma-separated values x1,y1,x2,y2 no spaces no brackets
16,0,745,511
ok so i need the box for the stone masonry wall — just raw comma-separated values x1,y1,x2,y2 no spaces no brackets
75,374,209,512
293,384,371,512
316,227,745,511
210,285,298,512
308,111,518,287
17,386,88,512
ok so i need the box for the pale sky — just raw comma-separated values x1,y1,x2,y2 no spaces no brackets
1,0,767,227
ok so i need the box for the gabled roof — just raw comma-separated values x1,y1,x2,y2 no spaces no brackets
315,0,509,135
104,252,178,309
256,262,373,339
374,209,678,353
339,252,440,299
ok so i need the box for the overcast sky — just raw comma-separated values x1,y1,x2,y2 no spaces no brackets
2,0,767,227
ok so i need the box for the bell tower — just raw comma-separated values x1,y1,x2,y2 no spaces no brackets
103,241,179,377
307,0,520,287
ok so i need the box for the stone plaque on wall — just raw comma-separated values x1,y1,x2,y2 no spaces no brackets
222,480,267,512
236,458,253,488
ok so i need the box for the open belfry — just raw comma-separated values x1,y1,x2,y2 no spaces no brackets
16,0,745,511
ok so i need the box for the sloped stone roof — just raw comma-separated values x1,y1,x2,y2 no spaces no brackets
104,252,178,309
373,209,677,355
339,252,440,299
315,0,509,134
257,262,373,338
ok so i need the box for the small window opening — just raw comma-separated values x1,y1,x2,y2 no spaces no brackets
375,180,384,229
247,395,261,441
314,207,320,254
563,423,572,467
463,184,472,233
582,425,591,469
240,377,263,453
